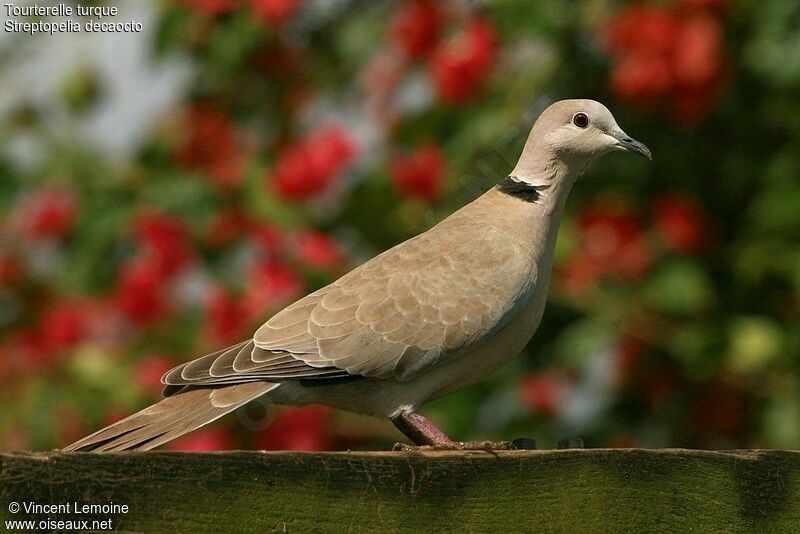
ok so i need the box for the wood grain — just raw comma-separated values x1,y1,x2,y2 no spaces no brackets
2,449,799,532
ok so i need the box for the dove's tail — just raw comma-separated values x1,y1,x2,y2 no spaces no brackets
62,382,278,452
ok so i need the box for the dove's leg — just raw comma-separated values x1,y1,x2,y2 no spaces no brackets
391,411,515,451
391,411,453,446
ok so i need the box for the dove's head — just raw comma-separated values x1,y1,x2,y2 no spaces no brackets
512,99,651,183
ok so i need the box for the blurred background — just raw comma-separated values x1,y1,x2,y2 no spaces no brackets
1,0,798,452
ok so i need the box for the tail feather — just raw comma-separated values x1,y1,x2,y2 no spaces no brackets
63,382,278,452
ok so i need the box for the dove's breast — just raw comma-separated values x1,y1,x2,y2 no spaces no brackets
413,186,563,392
414,225,557,403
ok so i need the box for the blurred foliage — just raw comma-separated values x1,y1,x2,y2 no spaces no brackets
0,0,799,452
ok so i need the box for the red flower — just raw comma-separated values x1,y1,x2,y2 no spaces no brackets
243,261,304,322
17,187,78,240
271,125,357,199
39,301,88,353
607,4,678,106
250,0,300,27
361,53,408,121
181,0,237,16
557,254,605,296
604,3,726,122
206,287,250,345
5,328,52,373
0,254,20,286
134,211,193,277
580,203,653,282
607,5,680,56
248,223,283,257
610,50,674,104
390,0,444,59
389,144,446,202
614,235,654,282
258,406,333,451
207,209,251,248
168,428,232,451
135,354,175,393
292,230,344,271
559,203,654,295
175,103,247,191
518,371,568,418
115,258,170,326
651,194,707,254
673,15,723,88
430,18,498,104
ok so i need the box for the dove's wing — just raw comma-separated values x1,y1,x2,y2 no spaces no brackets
163,212,535,391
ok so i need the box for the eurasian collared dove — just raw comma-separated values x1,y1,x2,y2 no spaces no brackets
64,99,650,452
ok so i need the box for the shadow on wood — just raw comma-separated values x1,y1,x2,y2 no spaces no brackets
1,449,799,532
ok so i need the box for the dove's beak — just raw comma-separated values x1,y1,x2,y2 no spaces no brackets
611,130,652,160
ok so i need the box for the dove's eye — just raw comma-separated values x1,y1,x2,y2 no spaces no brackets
572,112,589,128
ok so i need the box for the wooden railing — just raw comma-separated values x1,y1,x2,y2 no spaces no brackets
2,449,799,532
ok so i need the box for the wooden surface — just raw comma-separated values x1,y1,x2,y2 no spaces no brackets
1,449,799,532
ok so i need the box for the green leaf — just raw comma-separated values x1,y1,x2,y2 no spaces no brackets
555,318,613,367
669,322,723,380
60,200,128,294
726,316,786,373
246,165,307,227
642,260,714,316
138,173,218,219
762,390,800,448
153,7,195,57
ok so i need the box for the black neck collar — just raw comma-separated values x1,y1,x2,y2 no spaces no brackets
496,176,542,203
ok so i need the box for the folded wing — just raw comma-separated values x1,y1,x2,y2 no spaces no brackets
163,218,534,391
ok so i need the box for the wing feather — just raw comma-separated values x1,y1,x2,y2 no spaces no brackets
162,209,535,389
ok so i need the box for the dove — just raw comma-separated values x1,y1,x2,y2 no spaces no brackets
64,99,651,452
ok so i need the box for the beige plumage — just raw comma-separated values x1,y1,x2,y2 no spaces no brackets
64,99,650,452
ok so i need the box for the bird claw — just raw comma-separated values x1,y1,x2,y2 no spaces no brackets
393,440,517,452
